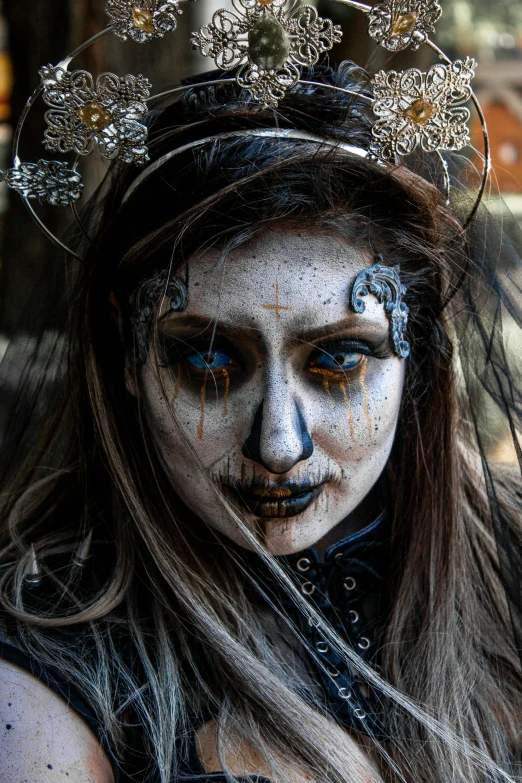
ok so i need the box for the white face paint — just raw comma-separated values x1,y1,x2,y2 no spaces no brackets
138,229,406,555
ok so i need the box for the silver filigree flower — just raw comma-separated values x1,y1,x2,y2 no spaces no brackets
368,0,442,51
105,0,182,43
39,65,151,164
191,0,342,109
370,57,477,162
0,160,84,206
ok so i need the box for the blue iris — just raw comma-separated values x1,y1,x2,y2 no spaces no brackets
187,350,232,370
315,350,361,370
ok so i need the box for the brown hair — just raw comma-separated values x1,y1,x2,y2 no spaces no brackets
0,64,521,783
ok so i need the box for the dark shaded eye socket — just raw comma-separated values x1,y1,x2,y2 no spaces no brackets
157,331,242,372
313,350,363,371
187,350,234,370
308,338,375,376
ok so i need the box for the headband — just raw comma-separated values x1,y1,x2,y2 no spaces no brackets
122,128,374,204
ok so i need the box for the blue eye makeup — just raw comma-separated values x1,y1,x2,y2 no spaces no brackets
157,331,389,390
313,350,362,371
157,332,241,375
308,339,373,377
187,349,233,371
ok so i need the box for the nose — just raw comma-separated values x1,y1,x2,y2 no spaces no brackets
242,391,313,474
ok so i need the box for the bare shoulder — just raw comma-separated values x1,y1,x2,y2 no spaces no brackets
0,659,114,783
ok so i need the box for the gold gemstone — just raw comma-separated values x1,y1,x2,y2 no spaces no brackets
132,6,154,33
391,12,419,36
404,98,436,125
77,101,113,131
256,0,276,6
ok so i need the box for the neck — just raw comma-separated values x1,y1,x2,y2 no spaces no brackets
312,490,382,558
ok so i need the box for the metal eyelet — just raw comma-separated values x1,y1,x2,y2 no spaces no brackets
354,708,366,720
357,637,371,650
334,551,344,561
301,581,315,595
296,557,310,572
328,668,340,678
338,687,352,700
308,615,320,627
349,609,359,624
316,641,329,654
343,576,356,591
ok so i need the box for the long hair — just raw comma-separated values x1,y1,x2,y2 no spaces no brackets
1,64,521,783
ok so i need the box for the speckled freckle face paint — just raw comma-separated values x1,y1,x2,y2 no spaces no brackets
139,230,406,555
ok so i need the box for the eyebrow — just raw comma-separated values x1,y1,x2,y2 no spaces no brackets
158,311,387,343
158,313,242,339
296,317,387,343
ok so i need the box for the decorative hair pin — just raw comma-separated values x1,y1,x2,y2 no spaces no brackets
350,259,410,359
130,270,188,363
0,0,490,260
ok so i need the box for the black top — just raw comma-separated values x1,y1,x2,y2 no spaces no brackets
0,514,387,782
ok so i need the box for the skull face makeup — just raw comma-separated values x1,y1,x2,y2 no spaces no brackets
138,229,406,555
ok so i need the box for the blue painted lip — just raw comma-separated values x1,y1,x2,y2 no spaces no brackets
230,482,325,518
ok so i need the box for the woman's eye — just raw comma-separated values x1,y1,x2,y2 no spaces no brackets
311,350,363,372
186,349,234,371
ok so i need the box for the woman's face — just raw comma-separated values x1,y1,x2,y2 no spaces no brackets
139,229,406,555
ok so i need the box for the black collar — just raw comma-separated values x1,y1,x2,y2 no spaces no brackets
274,512,389,739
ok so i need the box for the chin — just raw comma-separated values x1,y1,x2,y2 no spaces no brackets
247,511,341,556
210,477,342,555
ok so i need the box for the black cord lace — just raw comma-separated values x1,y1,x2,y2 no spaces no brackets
276,513,388,739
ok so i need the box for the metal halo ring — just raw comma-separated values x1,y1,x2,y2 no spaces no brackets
11,5,490,259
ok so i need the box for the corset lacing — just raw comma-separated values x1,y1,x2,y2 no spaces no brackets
278,512,388,739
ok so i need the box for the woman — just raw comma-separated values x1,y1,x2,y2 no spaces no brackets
0,64,521,783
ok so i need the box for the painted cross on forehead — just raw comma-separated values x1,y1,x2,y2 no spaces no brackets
350,257,410,359
261,279,293,322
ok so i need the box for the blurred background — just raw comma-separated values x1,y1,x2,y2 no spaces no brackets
0,0,520,460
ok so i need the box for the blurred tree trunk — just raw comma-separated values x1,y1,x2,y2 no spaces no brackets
0,0,71,335
0,0,199,335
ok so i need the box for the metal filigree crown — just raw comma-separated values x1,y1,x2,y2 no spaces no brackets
2,0,490,259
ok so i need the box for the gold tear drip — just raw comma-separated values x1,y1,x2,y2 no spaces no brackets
322,375,335,411
171,363,182,407
222,368,230,417
340,381,356,440
197,383,206,440
359,360,372,438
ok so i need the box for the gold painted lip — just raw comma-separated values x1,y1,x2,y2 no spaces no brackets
232,484,325,519
225,480,328,519
251,487,293,498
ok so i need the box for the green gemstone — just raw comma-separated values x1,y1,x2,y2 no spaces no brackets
248,12,290,70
